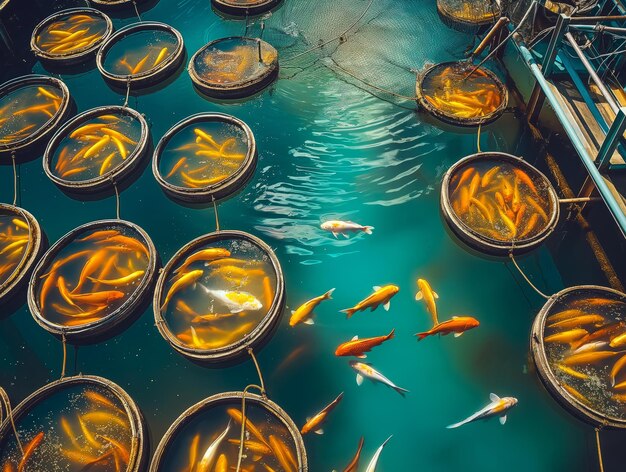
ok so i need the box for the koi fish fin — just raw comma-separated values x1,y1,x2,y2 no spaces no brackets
454,332,463,338
303,319,315,325
392,385,409,397
340,308,356,319
490,393,501,402
383,301,391,311
499,415,507,425
314,429,324,435
415,332,429,341
231,307,244,313
351,335,359,341
363,226,374,235
324,288,335,299
415,291,423,301
332,232,339,238
357,354,367,359
452,316,458,319
356,374,364,386
433,291,439,299
373,286,382,291
342,233,349,238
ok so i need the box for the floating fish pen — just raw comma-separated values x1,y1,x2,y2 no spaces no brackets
90,0,148,8
211,0,282,16
0,204,43,305
0,374,147,471
96,22,185,89
27,219,158,343
188,37,278,99
441,152,559,256
541,0,599,18
30,8,113,65
436,0,501,32
149,391,307,471
531,286,626,429
0,75,71,155
43,106,149,192
152,113,257,203
416,61,508,126
153,230,285,363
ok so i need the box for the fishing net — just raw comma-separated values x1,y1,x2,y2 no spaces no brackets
436,0,501,31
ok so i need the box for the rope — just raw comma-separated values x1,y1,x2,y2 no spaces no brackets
329,59,417,101
11,152,17,206
235,349,267,472
212,196,220,232
0,388,23,456
123,76,131,108
463,1,537,80
477,124,482,153
282,0,375,62
113,180,121,219
132,0,142,21
595,428,604,472
61,332,67,378
508,253,550,299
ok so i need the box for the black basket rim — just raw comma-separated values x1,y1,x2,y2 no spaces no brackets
27,218,158,340
152,112,257,199
42,105,149,190
153,230,285,362
531,285,626,429
441,151,560,254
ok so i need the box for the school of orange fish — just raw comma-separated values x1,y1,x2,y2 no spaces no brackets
0,215,31,287
35,13,108,56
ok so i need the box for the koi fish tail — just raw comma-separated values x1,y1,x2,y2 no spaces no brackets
386,328,396,340
362,226,374,235
415,331,430,341
393,385,409,397
324,288,336,300
340,308,356,319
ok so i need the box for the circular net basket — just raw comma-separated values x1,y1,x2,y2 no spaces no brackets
212,0,283,16
97,22,185,88
0,374,148,472
441,152,559,256
188,37,278,99
43,105,149,193
531,285,626,429
31,8,113,65
437,0,501,32
28,219,158,343
417,61,508,126
149,391,307,471
153,112,257,203
153,230,285,363
0,75,71,155
0,204,43,305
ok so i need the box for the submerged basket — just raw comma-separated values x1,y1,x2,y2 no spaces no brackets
416,61,508,126
43,105,150,193
212,0,283,16
437,0,501,32
531,285,626,429
152,112,257,202
0,204,44,305
441,152,559,256
31,8,113,65
0,75,71,155
96,22,185,88
153,230,285,363
149,391,308,471
188,37,278,99
0,374,148,471
28,219,158,343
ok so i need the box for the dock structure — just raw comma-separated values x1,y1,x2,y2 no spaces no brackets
507,1,626,238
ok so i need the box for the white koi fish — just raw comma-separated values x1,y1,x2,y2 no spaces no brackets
446,393,518,429
364,435,392,472
349,361,408,397
200,286,263,313
197,420,231,472
321,220,374,238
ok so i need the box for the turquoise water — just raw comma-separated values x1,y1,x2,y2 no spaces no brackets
1,0,625,470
